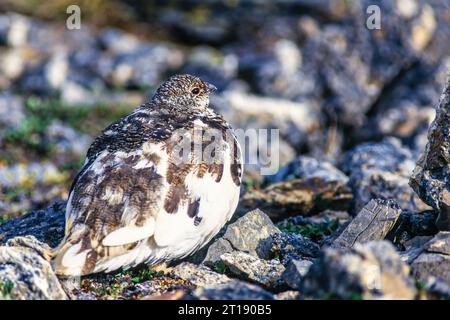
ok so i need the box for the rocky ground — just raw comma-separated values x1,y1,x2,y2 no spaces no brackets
0,0,449,300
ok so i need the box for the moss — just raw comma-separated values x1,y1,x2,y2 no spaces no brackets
277,215,340,242
0,280,15,300
213,261,229,274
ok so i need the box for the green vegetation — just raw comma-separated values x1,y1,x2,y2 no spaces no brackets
0,279,15,300
277,215,340,242
4,96,133,157
213,261,228,274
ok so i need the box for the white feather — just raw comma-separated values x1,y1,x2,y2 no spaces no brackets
102,218,156,246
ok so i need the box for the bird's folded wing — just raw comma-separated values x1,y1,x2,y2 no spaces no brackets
101,219,156,246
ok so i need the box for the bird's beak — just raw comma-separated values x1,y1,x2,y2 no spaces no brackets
206,82,217,93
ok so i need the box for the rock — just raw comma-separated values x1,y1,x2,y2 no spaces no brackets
0,13,30,47
390,210,438,248
220,90,322,149
0,243,67,300
252,39,320,102
104,43,184,89
220,251,285,288
45,120,91,158
0,202,65,247
271,232,320,265
332,199,402,248
213,90,322,174
266,156,348,185
399,236,433,264
411,253,450,285
424,231,450,254
191,280,275,300
410,78,450,230
411,232,450,285
0,92,25,129
274,290,301,300
98,28,140,54
182,46,238,91
193,209,280,265
301,241,417,300
222,209,280,260
342,137,430,213
171,263,231,287
0,162,67,189
282,259,313,290
190,238,234,268
240,178,352,221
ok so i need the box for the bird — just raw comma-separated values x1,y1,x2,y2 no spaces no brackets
51,74,243,276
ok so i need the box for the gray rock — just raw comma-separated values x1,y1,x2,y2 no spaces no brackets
0,243,67,300
45,120,92,157
399,236,433,264
411,252,450,284
424,231,450,254
171,262,231,287
267,156,349,185
410,78,450,230
220,251,285,288
411,232,450,285
191,280,274,300
282,259,313,290
332,199,402,248
342,137,430,213
0,92,25,129
301,241,417,299
0,202,65,247
203,209,280,262
390,210,438,248
271,232,320,265
274,290,301,300
182,46,238,91
0,13,30,47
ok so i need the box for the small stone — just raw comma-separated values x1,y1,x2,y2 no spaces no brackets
282,259,313,290
220,251,285,288
424,231,450,255
332,199,402,248
191,280,274,300
399,236,433,264
171,262,231,287
0,202,65,247
411,232,450,285
271,232,320,265
0,92,25,129
221,209,280,260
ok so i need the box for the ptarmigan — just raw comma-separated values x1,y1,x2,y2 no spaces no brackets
52,74,243,276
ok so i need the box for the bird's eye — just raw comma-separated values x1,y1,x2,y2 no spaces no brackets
191,87,200,95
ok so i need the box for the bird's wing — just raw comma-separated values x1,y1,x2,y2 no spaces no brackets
54,106,174,275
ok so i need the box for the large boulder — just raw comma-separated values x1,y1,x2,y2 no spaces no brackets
410,78,450,230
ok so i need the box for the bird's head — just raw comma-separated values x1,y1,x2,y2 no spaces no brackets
152,74,217,111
